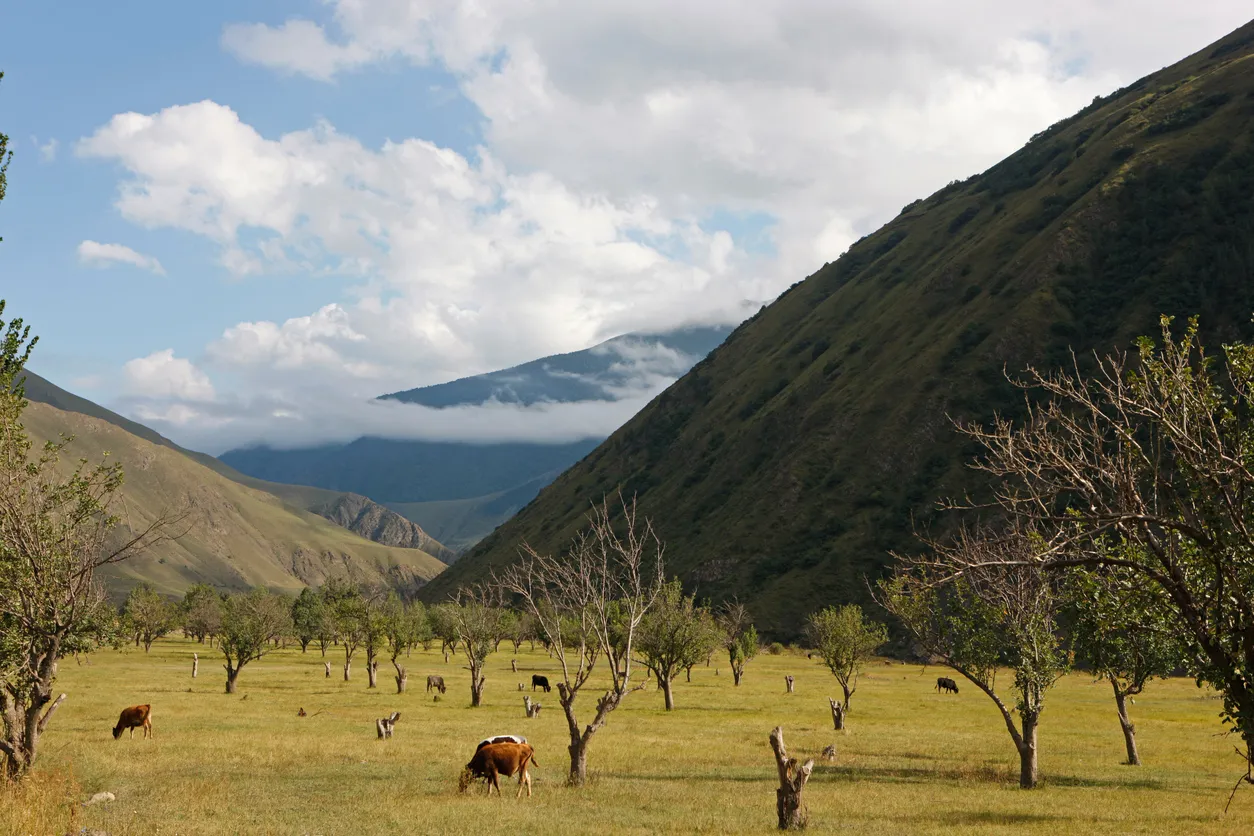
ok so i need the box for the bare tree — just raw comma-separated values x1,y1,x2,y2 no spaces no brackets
945,317,1254,793
219,588,292,694
718,600,759,687
879,528,1069,788
806,604,887,729
445,587,502,707
635,580,723,710
496,495,665,786
0,301,185,778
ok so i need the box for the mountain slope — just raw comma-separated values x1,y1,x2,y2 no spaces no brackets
21,371,454,562
221,326,731,548
421,21,1254,635
21,400,447,599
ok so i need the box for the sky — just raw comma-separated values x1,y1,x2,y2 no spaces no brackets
1,2,1250,454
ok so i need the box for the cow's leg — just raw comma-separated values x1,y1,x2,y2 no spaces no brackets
488,767,500,797
517,765,532,798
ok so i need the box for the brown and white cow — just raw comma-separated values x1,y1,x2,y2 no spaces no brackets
112,704,152,740
460,742,537,798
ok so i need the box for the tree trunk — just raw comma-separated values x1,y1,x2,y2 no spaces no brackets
733,665,743,686
1018,714,1039,789
226,667,240,694
143,639,153,653
470,671,485,707
660,676,675,711
828,697,846,731
785,675,795,693
769,726,814,830
324,662,331,678
343,660,351,681
511,659,518,673
1113,681,1140,766
367,660,378,689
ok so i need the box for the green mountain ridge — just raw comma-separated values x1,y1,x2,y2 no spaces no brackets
21,400,448,599
22,370,455,563
420,20,1254,636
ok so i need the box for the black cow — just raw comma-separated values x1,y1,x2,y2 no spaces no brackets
427,675,447,694
936,676,959,694
531,674,551,693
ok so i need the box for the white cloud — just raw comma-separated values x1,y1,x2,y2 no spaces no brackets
81,1,1254,449
32,137,58,163
77,240,166,275
123,350,216,402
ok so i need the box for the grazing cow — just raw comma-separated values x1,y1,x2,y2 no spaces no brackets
426,675,447,694
531,674,551,693
461,742,538,798
112,704,152,740
936,676,960,695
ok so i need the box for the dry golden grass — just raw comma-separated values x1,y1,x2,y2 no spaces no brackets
15,638,1254,834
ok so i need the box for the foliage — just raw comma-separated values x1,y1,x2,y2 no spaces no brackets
806,604,887,715
443,589,503,707
635,580,723,710
718,600,758,686
179,583,222,644
0,299,176,777
289,587,325,653
123,584,176,652
218,588,291,693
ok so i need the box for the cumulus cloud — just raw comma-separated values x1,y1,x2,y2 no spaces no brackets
82,1,1254,449
77,240,166,275
123,350,216,402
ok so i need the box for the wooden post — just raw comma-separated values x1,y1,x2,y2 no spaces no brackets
828,697,846,731
324,662,331,678
785,675,795,694
769,726,814,830
191,653,198,678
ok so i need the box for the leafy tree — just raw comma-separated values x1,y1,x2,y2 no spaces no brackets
123,584,176,652
1067,559,1184,766
219,588,291,694
0,300,179,778
635,580,723,710
497,495,665,785
290,587,326,653
881,529,1069,788
180,583,222,644
428,602,460,659
718,600,759,686
0,72,9,245
444,589,503,707
806,604,887,728
948,317,1254,793
321,578,364,680
359,589,390,689
383,596,427,693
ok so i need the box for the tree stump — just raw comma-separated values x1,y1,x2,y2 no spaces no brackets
821,745,836,761
524,696,543,718
769,726,814,830
511,659,518,673
324,662,331,678
192,653,198,679
376,711,400,739
518,682,525,691
785,675,795,694
828,697,846,731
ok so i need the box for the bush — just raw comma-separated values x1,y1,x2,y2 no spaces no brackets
766,642,786,656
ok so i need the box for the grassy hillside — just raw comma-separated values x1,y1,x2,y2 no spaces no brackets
21,370,454,562
15,639,1254,834
22,401,447,599
424,21,1254,634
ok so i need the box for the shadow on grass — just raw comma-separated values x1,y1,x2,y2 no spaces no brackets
815,763,1167,790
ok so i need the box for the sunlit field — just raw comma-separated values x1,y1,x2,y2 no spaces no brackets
9,638,1254,834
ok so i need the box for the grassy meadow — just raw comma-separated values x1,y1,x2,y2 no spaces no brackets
6,638,1254,835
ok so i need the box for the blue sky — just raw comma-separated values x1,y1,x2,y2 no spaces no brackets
1,2,1249,453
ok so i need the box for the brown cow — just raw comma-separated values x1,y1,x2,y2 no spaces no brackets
112,704,152,740
460,742,537,798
